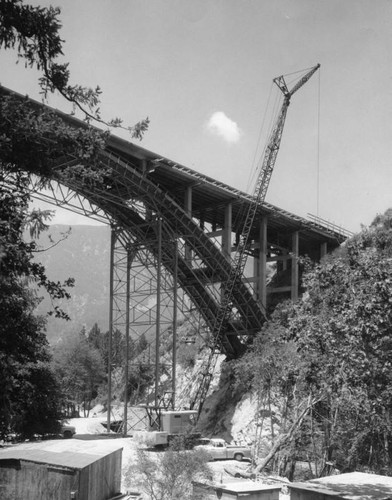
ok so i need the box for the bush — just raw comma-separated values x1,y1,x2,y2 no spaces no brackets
125,446,212,500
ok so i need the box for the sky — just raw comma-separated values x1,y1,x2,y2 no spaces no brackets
2,0,392,232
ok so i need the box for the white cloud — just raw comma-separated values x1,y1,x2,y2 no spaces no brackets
206,111,242,144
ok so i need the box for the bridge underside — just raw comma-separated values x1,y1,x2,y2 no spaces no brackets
28,143,347,361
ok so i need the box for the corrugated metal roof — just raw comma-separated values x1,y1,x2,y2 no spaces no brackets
0,440,123,470
291,472,392,500
194,480,282,493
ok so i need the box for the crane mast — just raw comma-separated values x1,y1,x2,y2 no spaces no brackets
190,64,320,415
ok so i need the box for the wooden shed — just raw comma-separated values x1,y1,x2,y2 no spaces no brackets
289,471,392,500
192,480,281,500
0,440,123,500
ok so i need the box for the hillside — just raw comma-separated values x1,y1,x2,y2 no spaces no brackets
34,224,111,343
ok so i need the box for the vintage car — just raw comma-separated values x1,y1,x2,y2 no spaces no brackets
194,438,251,461
61,423,76,438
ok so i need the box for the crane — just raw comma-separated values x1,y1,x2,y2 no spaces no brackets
190,64,320,415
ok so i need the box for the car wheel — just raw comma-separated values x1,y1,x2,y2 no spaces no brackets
63,430,73,439
234,453,243,461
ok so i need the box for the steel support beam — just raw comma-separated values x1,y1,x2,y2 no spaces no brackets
107,228,115,434
254,216,268,309
222,203,232,258
291,231,299,301
154,218,162,407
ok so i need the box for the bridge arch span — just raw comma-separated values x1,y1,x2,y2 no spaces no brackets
45,149,266,357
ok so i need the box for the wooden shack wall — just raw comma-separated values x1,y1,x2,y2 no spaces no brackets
0,459,18,500
0,448,122,500
79,448,122,500
0,460,78,500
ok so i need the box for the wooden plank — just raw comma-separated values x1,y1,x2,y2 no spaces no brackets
0,460,18,500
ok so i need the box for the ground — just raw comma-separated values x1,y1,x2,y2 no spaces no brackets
65,416,290,498
0,415,289,499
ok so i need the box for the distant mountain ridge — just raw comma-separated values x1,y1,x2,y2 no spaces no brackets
35,224,111,343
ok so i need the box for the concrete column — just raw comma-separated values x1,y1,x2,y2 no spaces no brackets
184,186,192,215
222,203,232,258
282,250,288,271
291,231,299,301
320,241,328,260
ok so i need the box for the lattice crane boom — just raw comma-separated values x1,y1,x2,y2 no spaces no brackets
190,64,320,415
215,64,320,344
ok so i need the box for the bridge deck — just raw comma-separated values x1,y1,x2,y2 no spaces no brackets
107,133,347,249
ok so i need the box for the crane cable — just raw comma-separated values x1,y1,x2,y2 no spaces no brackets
246,82,282,196
237,82,283,238
316,66,321,217
245,80,274,194
246,65,317,197
282,64,319,86
248,65,322,219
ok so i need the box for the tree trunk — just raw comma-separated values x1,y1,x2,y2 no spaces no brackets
254,396,317,473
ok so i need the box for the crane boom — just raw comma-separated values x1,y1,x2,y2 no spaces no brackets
190,64,320,415
215,64,320,347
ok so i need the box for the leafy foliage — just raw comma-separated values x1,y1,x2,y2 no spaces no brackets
0,173,68,438
125,446,212,500
85,324,156,405
126,361,155,404
52,328,106,416
0,0,149,138
235,209,392,476
0,0,150,439
0,92,108,180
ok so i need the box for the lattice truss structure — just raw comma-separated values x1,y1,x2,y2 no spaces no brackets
27,148,266,357
25,155,256,409
30,175,213,407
